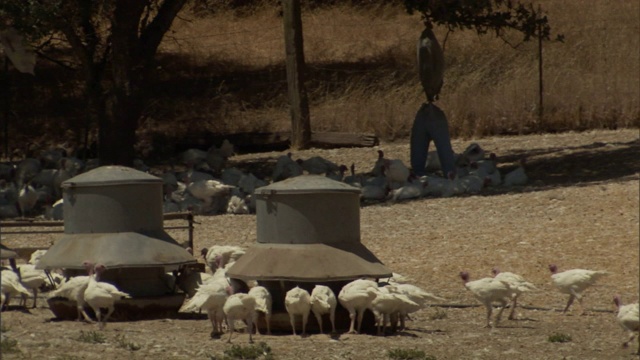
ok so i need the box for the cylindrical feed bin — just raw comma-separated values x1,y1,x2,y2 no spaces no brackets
36,166,195,320
227,175,392,333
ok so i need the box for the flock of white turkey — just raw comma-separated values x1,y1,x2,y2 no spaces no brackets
1,245,638,353
0,139,529,220
0,142,637,353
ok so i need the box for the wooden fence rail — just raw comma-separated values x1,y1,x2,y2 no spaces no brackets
0,212,196,252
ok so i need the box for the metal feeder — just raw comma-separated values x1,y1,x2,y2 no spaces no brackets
1,243,18,260
226,175,392,333
1,243,18,271
36,165,196,320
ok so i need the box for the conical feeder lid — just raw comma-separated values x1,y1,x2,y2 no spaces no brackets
35,166,195,270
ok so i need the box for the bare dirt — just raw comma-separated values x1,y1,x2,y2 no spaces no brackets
1,129,639,360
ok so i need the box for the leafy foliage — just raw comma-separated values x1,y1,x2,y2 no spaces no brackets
210,341,274,360
0,337,19,354
115,333,142,351
548,332,572,343
75,330,106,344
404,0,562,43
388,348,436,360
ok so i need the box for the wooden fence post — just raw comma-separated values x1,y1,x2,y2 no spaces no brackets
282,0,311,150
537,5,544,123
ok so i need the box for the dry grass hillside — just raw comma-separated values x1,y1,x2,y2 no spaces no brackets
149,0,639,140
3,1,639,159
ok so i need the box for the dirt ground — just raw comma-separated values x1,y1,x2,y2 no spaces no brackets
1,129,639,360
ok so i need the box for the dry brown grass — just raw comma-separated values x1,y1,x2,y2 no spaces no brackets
159,0,639,141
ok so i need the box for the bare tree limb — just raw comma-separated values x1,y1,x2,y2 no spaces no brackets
139,0,188,63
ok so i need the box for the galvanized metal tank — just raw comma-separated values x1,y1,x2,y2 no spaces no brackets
227,175,392,281
36,165,195,305
0,243,18,260
226,175,391,333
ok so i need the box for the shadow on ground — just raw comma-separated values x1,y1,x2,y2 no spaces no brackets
482,138,639,195
229,138,639,203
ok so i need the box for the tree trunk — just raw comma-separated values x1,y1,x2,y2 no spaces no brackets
282,0,311,150
96,1,147,166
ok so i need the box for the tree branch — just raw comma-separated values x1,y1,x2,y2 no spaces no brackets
34,50,78,71
139,0,188,63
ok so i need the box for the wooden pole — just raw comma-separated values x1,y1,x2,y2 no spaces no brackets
2,56,9,159
282,0,311,150
537,5,544,123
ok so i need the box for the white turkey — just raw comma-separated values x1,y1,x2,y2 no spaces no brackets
181,148,208,168
221,167,245,187
338,279,379,334
271,153,303,182
31,168,57,189
491,268,537,320
206,140,234,174
1,268,31,310
284,286,311,336
0,163,15,181
381,156,410,189
181,167,215,184
47,272,92,322
248,285,273,335
0,203,19,218
360,183,388,202
226,193,250,215
387,272,413,284
458,143,486,166
163,197,181,214
17,183,39,217
343,164,363,187
201,264,250,295
460,271,512,328
175,266,215,298
369,150,386,177
15,158,41,187
299,156,340,175
161,170,179,196
503,158,528,186
28,249,48,265
389,178,426,201
613,295,639,354
325,165,347,182
548,264,609,315
223,293,257,343
201,245,246,272
0,179,18,204
181,281,231,337
473,153,498,176
238,173,267,194
470,157,502,187
457,173,488,194
61,156,84,177
369,288,418,335
83,263,131,329
310,285,337,335
388,283,446,329
186,179,234,205
424,172,464,198
39,148,66,169
16,264,48,308
132,158,150,173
